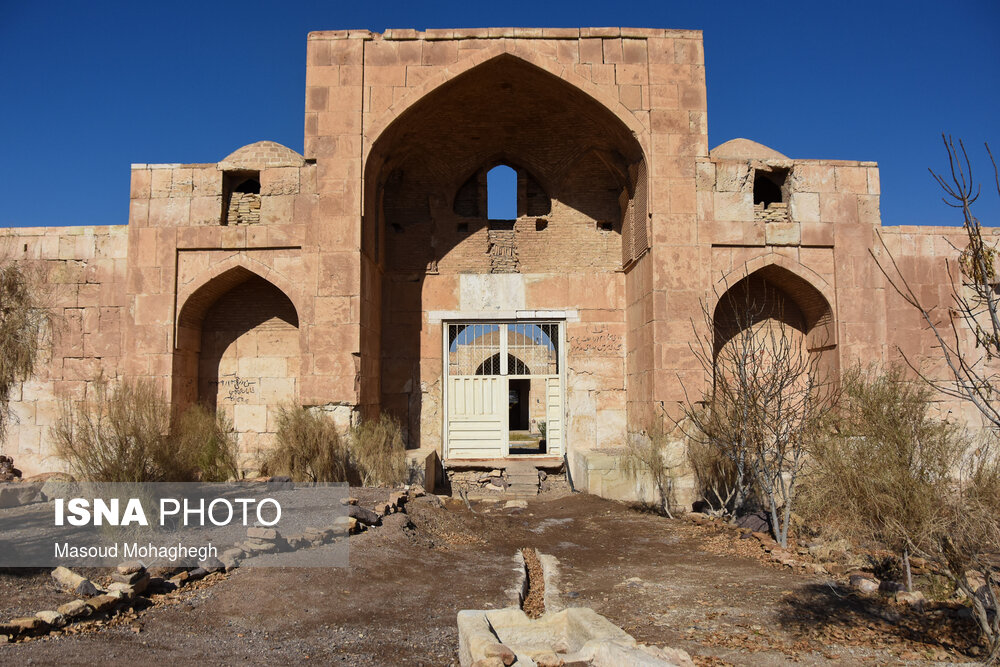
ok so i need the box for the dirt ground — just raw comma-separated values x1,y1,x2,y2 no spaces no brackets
0,491,983,665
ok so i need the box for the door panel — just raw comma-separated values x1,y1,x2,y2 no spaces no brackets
544,376,563,456
447,375,507,459
445,321,563,460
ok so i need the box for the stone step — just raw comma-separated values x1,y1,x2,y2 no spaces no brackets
504,462,540,497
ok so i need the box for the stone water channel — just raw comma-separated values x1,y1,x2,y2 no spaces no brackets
457,547,695,666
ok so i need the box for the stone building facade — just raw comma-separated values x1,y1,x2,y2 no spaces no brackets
0,28,985,501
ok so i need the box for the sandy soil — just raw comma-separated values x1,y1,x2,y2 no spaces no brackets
0,491,980,665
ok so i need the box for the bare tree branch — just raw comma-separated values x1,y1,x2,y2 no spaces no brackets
674,271,836,548
871,135,1000,658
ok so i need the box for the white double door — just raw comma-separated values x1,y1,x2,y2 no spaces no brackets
444,321,563,460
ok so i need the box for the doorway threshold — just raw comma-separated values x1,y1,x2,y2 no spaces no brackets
444,456,564,470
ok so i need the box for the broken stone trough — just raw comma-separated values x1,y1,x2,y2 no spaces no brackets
457,549,693,667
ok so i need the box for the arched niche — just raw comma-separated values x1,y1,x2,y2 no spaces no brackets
713,264,837,382
172,266,300,465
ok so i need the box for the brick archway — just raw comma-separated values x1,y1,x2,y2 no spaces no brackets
711,254,836,351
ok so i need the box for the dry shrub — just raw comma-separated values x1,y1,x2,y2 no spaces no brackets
687,436,742,515
54,378,241,482
872,139,1000,657
804,363,1000,656
170,403,239,482
947,444,1000,657
263,409,406,486
55,378,171,482
803,364,958,578
264,406,349,482
0,259,51,444
348,413,406,487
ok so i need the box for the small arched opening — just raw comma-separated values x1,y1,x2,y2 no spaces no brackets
486,165,517,220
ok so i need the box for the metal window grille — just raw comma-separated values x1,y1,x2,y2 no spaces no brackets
448,323,501,376
448,322,559,377
507,322,559,376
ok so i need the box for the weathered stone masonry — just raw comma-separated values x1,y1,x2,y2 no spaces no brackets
0,28,984,504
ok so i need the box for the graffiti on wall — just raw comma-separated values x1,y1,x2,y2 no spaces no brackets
210,376,258,403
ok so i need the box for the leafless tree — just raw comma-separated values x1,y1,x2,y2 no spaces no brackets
873,135,1000,662
875,136,1000,428
679,278,835,548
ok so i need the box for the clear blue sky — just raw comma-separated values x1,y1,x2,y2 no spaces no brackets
1,0,997,228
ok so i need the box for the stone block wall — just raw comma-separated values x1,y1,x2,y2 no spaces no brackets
694,144,885,404
878,225,1000,427
125,144,351,472
0,226,128,473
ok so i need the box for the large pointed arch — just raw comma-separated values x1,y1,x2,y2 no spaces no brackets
364,49,650,158
362,51,650,267
361,50,649,448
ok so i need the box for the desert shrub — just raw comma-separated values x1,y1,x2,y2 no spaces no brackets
348,413,406,487
264,406,349,482
170,403,239,482
866,553,903,582
54,379,242,482
687,436,743,515
802,364,959,590
54,378,172,482
806,363,1000,654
